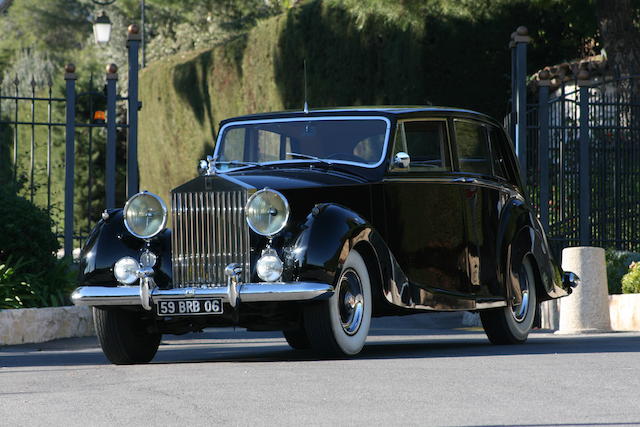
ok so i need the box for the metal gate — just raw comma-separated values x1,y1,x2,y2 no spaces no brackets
0,26,142,257
508,27,640,253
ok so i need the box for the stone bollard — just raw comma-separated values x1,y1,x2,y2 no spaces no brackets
557,246,611,334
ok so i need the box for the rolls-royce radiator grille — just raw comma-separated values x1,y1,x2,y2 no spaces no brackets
171,191,250,287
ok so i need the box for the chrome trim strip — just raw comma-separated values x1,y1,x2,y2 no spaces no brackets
71,282,334,306
212,116,392,171
475,300,508,309
382,176,512,192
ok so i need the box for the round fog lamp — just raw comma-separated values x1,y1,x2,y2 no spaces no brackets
114,257,139,285
256,249,283,282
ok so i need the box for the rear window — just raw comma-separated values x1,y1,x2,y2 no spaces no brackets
454,120,491,175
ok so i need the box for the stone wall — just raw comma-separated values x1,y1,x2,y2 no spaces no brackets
0,306,94,346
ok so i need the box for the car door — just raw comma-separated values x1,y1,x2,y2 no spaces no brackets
383,118,473,310
452,119,514,304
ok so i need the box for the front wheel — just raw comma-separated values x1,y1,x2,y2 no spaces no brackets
480,256,537,344
282,327,310,350
94,307,161,365
303,249,372,357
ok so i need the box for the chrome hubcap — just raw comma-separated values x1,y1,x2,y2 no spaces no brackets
338,269,364,335
511,263,530,323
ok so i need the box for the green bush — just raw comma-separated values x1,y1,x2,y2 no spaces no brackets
0,256,38,309
0,188,75,309
622,262,640,294
605,249,640,294
0,187,59,270
0,256,75,309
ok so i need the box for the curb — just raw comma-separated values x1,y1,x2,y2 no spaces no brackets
0,306,94,346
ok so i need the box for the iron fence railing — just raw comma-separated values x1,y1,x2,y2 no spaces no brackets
0,26,142,257
509,29,640,254
523,77,640,253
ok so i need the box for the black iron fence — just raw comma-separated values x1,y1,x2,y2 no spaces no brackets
0,26,142,257
508,28,640,253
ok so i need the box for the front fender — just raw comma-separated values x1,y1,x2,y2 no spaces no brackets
288,203,373,285
78,209,172,288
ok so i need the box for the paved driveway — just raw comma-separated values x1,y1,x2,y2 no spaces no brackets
2,313,639,426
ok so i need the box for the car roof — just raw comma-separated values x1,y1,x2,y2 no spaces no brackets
219,106,501,127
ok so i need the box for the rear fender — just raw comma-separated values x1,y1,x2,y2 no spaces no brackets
498,199,566,303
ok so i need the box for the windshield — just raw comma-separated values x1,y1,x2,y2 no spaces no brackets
214,117,390,171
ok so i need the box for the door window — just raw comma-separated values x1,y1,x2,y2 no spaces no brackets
391,120,449,172
454,120,491,175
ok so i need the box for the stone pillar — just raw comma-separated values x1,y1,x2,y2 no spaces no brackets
557,247,612,334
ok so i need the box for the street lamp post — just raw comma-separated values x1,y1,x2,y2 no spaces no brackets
92,10,112,44
91,0,145,67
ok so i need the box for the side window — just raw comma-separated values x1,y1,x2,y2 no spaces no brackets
391,120,449,172
488,126,509,180
454,120,491,175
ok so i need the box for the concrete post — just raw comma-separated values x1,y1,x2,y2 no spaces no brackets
557,247,612,334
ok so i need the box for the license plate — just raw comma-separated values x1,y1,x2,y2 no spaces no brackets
156,299,223,316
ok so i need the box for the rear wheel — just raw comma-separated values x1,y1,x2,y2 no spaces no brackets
480,256,537,344
304,249,372,357
94,307,161,365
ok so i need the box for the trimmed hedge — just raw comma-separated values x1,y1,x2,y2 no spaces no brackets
138,0,597,201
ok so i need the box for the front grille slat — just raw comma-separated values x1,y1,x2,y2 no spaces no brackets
171,189,249,288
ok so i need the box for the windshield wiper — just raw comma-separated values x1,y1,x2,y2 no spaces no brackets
286,152,368,180
286,152,333,166
214,160,263,168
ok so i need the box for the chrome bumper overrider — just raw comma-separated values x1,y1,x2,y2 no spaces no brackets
71,282,334,308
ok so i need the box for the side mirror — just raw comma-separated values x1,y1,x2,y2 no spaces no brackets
393,152,411,169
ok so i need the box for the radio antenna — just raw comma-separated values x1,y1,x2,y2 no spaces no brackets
303,59,309,114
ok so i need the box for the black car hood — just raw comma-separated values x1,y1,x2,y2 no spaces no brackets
222,167,369,191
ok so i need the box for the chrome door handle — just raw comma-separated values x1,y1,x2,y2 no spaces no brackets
452,177,476,183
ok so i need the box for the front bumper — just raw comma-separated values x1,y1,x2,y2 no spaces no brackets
71,282,334,308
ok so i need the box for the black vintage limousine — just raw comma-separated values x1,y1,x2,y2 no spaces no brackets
72,107,578,364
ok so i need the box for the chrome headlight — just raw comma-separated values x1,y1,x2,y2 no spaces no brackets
123,191,167,239
245,189,289,237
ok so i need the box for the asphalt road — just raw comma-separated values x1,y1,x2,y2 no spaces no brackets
2,313,640,426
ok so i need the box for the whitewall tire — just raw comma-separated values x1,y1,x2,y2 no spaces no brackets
304,249,372,356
